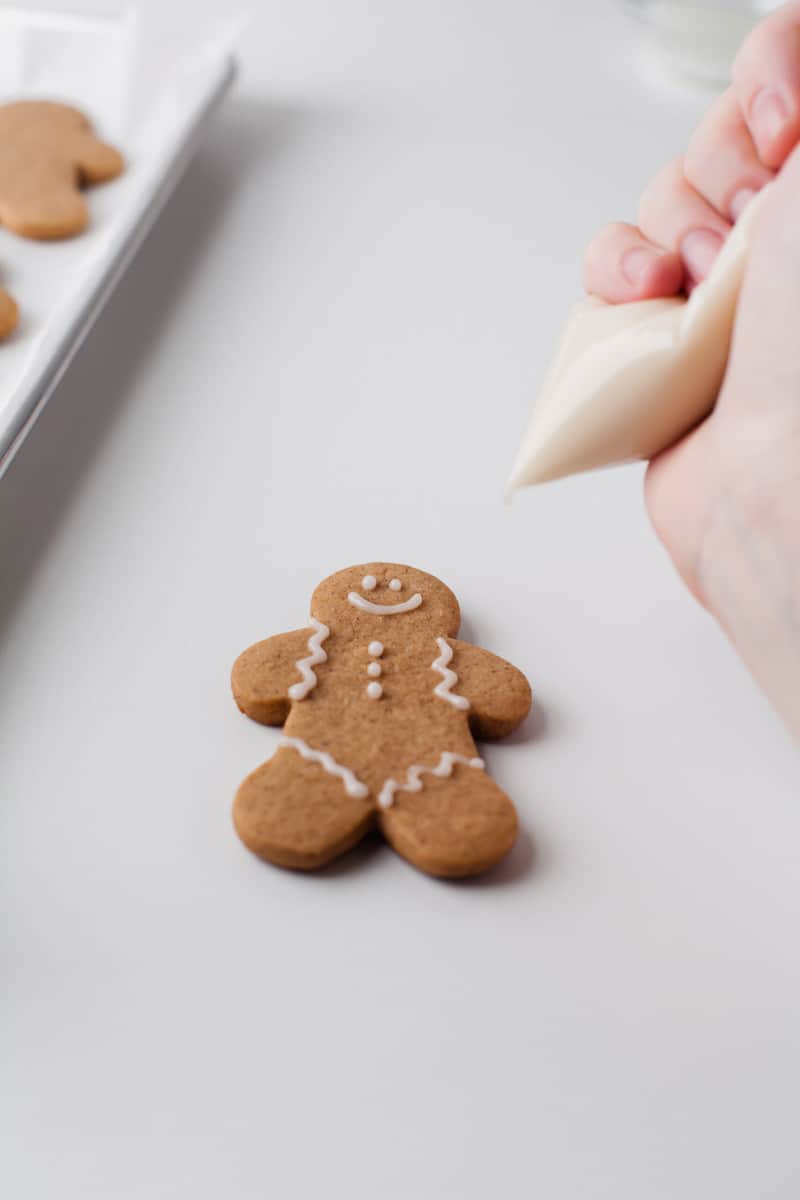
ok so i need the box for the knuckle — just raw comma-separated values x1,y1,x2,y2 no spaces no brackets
684,92,733,187
731,32,756,84
732,17,783,92
683,135,707,191
638,156,685,227
600,220,634,244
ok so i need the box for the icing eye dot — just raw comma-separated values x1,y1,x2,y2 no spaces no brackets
367,662,382,678
368,641,384,657
388,578,402,591
366,682,383,700
361,575,377,591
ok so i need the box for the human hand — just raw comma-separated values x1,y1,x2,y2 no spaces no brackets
583,3,800,738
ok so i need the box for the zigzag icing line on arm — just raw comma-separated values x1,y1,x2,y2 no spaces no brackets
432,637,470,710
287,617,330,701
278,736,369,798
377,752,484,810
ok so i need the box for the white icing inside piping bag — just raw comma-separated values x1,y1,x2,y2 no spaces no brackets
507,186,769,491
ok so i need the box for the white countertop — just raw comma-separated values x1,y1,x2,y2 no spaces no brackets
1,2,798,1197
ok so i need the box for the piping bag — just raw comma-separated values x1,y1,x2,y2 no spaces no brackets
507,186,769,492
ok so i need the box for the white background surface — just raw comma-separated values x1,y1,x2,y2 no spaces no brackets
1,2,798,1197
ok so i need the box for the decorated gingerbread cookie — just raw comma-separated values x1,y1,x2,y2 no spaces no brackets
231,563,532,878
0,101,124,240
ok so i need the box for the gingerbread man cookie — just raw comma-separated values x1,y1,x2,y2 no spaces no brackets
0,101,124,240
231,563,532,878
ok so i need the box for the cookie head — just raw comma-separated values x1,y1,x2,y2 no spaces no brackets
310,563,460,635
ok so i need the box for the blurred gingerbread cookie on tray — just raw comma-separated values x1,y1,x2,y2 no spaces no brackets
0,100,124,240
0,283,18,339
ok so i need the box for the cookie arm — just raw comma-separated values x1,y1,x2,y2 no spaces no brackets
74,131,125,184
449,639,532,740
232,629,316,726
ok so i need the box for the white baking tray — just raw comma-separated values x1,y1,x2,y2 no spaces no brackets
0,6,239,476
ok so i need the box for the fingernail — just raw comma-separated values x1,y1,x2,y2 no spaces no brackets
750,89,787,157
729,187,757,222
681,229,724,281
621,246,659,285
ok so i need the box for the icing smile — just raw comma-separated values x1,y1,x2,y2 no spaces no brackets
347,591,423,615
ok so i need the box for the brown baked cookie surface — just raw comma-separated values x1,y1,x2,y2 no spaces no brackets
0,285,18,339
231,563,532,878
0,101,124,240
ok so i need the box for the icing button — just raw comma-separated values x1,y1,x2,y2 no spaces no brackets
367,662,382,678
368,641,384,657
366,682,383,700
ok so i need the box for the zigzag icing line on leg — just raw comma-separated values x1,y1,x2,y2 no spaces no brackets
278,736,369,798
377,752,484,810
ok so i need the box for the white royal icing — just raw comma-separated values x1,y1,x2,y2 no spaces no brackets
362,575,377,590
366,682,383,700
431,637,470,710
288,617,330,701
368,641,384,656
367,662,382,678
278,736,369,798
377,752,485,810
389,578,402,591
348,592,422,615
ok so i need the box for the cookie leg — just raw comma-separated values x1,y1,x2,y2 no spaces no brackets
378,767,518,878
0,180,89,240
233,745,374,871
